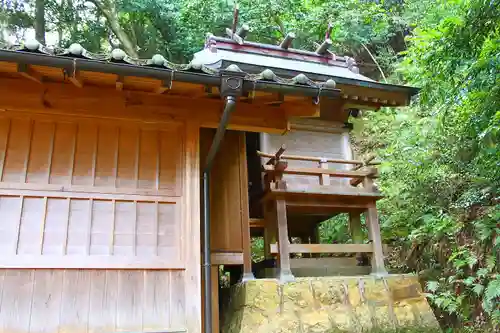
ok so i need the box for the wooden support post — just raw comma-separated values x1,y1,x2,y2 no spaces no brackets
276,199,294,282
363,176,387,275
319,158,330,186
202,265,220,333
365,205,387,276
239,133,254,282
348,212,363,244
211,266,219,333
263,202,276,260
349,211,369,266
308,224,320,258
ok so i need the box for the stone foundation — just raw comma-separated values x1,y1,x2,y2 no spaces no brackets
222,275,440,333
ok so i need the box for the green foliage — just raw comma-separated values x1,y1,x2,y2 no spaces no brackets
351,0,500,328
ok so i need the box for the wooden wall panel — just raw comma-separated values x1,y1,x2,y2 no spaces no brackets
116,126,139,189
261,128,349,188
200,129,248,252
73,122,97,186
0,113,184,268
0,114,182,195
0,111,196,333
0,269,186,333
0,195,181,266
50,122,75,185
2,118,31,183
95,124,119,188
26,121,53,184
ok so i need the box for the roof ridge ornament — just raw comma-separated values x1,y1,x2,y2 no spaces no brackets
225,4,249,45
279,32,295,50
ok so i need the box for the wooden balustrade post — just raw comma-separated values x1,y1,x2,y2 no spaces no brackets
310,223,320,258
348,211,363,243
319,158,330,186
363,176,388,276
263,202,277,260
276,198,294,282
349,211,369,265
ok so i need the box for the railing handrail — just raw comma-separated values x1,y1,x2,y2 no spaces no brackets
257,150,380,166
262,165,376,179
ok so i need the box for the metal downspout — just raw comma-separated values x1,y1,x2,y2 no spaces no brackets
203,95,237,333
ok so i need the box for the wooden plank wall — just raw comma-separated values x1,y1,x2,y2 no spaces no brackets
0,111,196,333
260,126,350,188
200,129,246,253
0,269,186,333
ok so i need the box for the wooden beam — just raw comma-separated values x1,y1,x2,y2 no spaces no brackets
0,255,184,269
115,75,124,91
257,150,381,166
17,63,43,84
265,185,383,199
351,166,378,187
263,165,371,178
270,243,373,254
210,252,243,265
249,218,265,228
0,77,289,134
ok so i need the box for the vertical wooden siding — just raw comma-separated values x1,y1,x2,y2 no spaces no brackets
200,129,247,252
0,112,192,333
0,269,186,333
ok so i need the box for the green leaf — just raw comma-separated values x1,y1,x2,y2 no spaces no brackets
463,276,475,286
472,283,484,296
426,280,439,292
477,268,489,278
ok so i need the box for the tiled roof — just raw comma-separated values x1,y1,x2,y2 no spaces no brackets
0,37,418,102
0,39,337,89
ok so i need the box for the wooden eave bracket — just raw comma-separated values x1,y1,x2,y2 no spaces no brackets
154,79,172,94
116,75,124,91
63,68,83,88
17,63,43,84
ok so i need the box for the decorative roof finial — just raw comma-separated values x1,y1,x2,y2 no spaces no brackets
316,23,333,55
325,22,333,40
225,4,248,45
279,32,296,50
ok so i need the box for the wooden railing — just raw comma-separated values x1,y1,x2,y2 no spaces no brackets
256,146,389,279
257,145,380,190
270,243,373,254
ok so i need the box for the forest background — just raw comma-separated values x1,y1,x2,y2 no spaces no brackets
0,0,499,331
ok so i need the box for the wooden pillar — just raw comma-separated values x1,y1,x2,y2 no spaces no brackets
238,133,255,282
202,266,220,333
363,175,387,276
276,199,294,282
211,266,220,333
309,222,320,258
349,211,369,265
364,205,388,276
348,212,363,243
263,201,276,260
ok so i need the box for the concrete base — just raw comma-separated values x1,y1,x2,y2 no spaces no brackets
222,275,440,333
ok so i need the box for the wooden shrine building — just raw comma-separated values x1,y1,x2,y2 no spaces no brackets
0,19,417,333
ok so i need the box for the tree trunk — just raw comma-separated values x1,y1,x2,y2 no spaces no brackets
90,0,138,58
35,0,46,44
